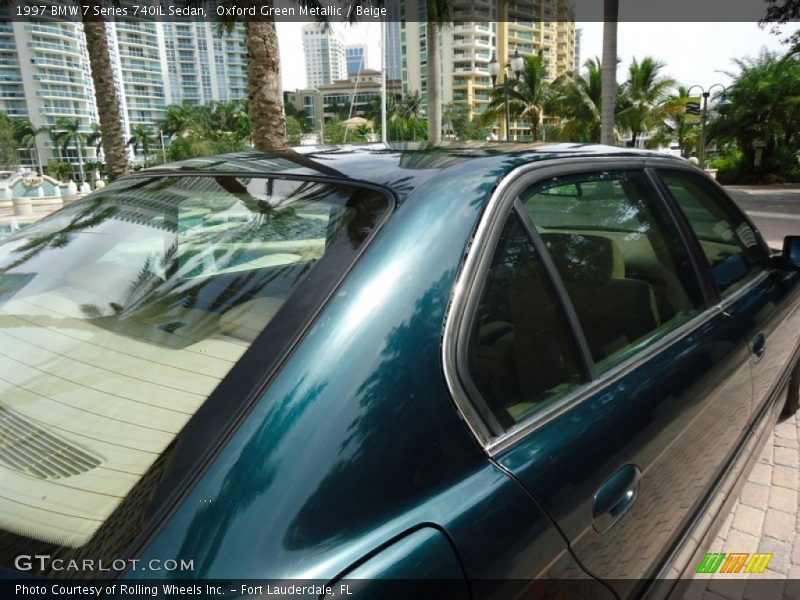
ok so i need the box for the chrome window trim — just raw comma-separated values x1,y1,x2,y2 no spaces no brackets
442,156,766,457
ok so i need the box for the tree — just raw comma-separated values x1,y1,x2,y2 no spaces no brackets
161,103,197,138
616,57,675,148
707,50,800,181
244,21,286,150
86,122,103,157
425,0,451,145
399,90,423,119
600,0,619,145
484,51,553,141
443,103,488,141
648,86,698,157
0,112,18,168
285,116,304,146
549,57,603,143
10,118,46,174
51,117,87,184
762,0,800,49
127,125,157,168
82,12,129,180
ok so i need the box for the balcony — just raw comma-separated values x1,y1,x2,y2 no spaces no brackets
29,40,80,55
37,89,88,100
28,24,75,41
40,107,92,116
123,76,161,85
34,73,85,85
33,58,82,70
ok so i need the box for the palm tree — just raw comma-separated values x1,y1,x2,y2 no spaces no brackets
244,21,286,150
11,118,47,175
616,57,675,148
600,0,619,145
51,117,87,184
549,58,603,143
82,15,129,181
648,86,697,156
425,1,452,145
484,51,553,141
399,90,423,119
127,125,157,168
86,122,103,157
160,103,197,138
0,111,17,168
708,50,800,177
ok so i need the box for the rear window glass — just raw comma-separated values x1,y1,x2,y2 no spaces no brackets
0,174,390,570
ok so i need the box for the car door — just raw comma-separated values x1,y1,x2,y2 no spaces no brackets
452,164,754,598
655,169,800,424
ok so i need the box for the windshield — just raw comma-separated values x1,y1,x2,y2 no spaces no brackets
0,174,390,572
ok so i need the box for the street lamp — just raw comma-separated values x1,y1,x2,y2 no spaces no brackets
489,49,525,142
686,83,728,169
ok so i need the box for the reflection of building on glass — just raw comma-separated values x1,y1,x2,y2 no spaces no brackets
0,21,248,171
0,175,386,555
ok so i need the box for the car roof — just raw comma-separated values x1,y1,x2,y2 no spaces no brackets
142,142,689,203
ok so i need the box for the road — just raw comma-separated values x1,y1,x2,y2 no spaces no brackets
725,184,800,250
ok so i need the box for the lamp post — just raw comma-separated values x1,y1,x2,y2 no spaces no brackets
489,49,525,142
686,83,727,169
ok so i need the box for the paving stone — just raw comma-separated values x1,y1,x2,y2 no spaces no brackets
749,462,773,486
763,511,796,542
775,446,800,468
740,482,770,508
733,505,767,538
774,423,798,440
792,532,800,566
773,465,799,491
769,487,798,514
758,536,792,575
725,528,760,553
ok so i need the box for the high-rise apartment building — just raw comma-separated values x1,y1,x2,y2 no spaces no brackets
302,23,347,90
400,0,576,138
345,44,368,76
0,20,248,169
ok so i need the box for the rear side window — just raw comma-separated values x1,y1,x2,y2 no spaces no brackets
658,170,769,296
0,174,390,573
520,171,704,370
466,211,585,427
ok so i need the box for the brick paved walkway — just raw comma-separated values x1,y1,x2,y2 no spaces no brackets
688,408,800,596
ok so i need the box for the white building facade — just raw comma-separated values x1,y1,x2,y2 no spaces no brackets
302,23,347,90
0,20,248,170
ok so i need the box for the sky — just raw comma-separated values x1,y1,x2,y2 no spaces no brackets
276,21,794,92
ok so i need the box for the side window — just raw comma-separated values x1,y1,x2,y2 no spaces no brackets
520,170,704,370
658,170,770,296
466,211,585,427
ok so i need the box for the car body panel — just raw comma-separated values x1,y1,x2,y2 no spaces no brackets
1,144,797,596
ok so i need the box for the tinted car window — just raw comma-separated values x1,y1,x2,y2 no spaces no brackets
466,211,585,427
0,175,389,571
658,170,769,296
520,171,704,370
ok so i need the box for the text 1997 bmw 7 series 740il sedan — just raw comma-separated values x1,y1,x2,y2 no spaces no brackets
0,144,798,599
